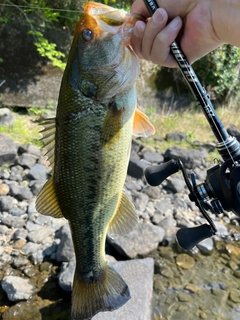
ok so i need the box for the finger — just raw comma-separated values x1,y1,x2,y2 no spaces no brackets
141,8,168,60
131,20,146,59
150,16,182,67
131,0,150,18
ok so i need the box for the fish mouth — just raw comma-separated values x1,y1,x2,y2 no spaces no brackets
84,2,143,41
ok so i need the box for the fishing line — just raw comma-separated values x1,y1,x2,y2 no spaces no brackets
0,3,82,14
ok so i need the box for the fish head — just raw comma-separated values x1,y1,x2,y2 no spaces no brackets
69,2,142,100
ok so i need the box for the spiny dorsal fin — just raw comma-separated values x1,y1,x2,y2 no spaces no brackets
107,190,138,238
36,177,64,219
39,118,56,171
133,108,155,137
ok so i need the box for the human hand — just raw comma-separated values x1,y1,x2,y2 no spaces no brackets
130,0,223,67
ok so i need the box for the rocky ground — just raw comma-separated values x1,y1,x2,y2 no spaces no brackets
1,110,240,319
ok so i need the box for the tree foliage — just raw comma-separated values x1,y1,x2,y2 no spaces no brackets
194,45,240,101
1,1,239,103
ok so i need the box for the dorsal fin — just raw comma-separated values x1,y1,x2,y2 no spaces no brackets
107,190,138,238
39,118,56,171
36,176,64,219
133,108,155,137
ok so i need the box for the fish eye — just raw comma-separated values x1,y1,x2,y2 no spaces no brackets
82,29,92,41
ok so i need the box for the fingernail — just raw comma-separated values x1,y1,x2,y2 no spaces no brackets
134,21,145,37
152,8,166,24
169,16,181,30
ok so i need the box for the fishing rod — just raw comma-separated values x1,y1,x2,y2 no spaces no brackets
143,0,240,250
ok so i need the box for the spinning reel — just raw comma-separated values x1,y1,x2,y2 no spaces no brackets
143,0,240,250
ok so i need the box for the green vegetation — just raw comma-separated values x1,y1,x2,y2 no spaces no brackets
0,1,239,156
194,45,240,102
1,1,239,104
0,111,42,147
141,107,240,160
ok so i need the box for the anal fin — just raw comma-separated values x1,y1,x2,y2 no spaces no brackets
107,190,138,238
36,177,64,219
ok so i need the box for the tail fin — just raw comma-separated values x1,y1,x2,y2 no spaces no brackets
71,264,130,320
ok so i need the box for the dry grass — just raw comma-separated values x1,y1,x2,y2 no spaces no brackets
142,106,240,153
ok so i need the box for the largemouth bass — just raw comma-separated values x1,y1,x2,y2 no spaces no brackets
36,2,155,319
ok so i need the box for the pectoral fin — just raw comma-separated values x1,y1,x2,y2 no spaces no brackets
133,108,155,137
107,191,138,237
36,177,64,219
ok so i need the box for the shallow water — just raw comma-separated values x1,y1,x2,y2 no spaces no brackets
1,230,240,320
151,236,240,320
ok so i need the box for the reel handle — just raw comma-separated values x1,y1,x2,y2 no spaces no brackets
144,160,179,186
176,224,214,251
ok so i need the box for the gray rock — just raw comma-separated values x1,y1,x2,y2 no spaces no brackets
0,224,9,235
30,180,45,196
17,186,33,201
35,214,52,226
0,214,25,228
56,224,75,262
0,252,12,268
18,144,41,158
194,167,207,181
58,259,76,291
153,198,173,217
43,243,58,256
48,217,67,232
128,151,148,179
21,242,41,255
8,182,20,198
12,228,28,240
197,237,214,255
27,200,37,215
124,180,143,192
0,108,14,126
27,226,54,243
108,222,165,258
164,146,207,169
9,165,24,181
30,249,45,265
12,256,29,268
215,221,229,238
131,191,149,213
26,221,43,232
158,216,178,244
28,164,47,181
15,153,37,169
142,151,164,163
93,258,154,320
165,177,186,193
143,185,161,199
143,201,155,219
227,125,240,142
0,168,10,179
172,197,189,211
0,195,18,211
165,132,187,142
9,207,26,216
158,216,177,230
1,275,36,301
0,135,18,165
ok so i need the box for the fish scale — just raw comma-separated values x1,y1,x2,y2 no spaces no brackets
36,2,155,319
